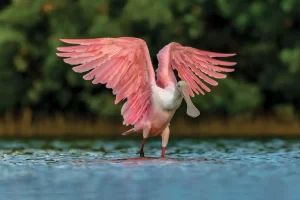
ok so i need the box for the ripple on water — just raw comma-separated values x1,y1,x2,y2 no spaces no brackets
0,139,300,200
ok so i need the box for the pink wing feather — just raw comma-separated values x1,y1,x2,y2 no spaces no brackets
57,37,156,126
156,42,236,96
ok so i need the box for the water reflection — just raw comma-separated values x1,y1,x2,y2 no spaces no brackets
0,139,300,200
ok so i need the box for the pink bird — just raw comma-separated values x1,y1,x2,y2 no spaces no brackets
57,37,236,158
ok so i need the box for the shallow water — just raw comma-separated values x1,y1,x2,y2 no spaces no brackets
0,138,299,200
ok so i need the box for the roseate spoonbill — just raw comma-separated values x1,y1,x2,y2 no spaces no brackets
57,37,236,157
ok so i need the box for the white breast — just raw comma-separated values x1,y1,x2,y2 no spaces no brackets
151,85,183,111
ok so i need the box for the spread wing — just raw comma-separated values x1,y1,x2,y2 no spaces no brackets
156,42,236,96
57,37,156,126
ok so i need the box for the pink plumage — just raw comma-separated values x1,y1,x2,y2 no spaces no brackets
156,42,235,96
57,37,236,157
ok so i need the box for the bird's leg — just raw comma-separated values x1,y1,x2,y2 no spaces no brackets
122,128,134,135
139,138,146,157
140,122,151,157
161,126,170,157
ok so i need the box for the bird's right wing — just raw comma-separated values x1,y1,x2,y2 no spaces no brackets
57,37,156,126
156,42,236,96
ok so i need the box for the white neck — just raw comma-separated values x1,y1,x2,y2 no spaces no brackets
152,86,183,111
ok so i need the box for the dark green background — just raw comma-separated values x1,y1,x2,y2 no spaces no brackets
0,0,299,120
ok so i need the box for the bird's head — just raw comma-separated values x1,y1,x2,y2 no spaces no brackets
177,81,200,118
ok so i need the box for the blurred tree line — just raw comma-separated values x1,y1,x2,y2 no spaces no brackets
0,0,300,120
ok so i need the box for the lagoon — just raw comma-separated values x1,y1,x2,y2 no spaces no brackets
0,138,299,200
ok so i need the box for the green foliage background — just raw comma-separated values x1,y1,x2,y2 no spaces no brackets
0,0,299,120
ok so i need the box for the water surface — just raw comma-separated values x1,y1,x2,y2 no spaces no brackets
0,138,299,200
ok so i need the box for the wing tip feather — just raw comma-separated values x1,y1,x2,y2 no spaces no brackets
59,39,76,43
56,52,64,57
63,58,72,64
220,74,227,79
56,47,65,52
225,53,237,57
72,66,80,73
227,61,237,66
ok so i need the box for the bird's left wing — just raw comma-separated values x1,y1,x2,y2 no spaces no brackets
57,37,156,126
156,42,236,96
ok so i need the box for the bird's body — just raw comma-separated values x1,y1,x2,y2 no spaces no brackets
142,85,182,137
57,37,236,157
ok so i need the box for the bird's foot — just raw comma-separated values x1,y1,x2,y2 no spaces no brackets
139,150,145,157
122,128,134,136
161,147,166,157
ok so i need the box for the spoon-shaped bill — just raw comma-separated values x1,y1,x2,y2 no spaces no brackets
181,86,200,118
